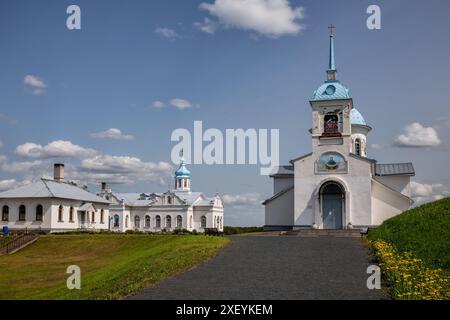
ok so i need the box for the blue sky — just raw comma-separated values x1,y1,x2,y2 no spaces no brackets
1,0,450,226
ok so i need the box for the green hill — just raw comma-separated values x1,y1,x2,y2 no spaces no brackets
368,197,450,271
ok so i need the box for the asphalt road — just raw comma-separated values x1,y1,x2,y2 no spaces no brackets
129,235,388,300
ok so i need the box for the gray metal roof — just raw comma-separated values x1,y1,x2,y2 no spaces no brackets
375,163,415,176
173,191,205,205
270,165,294,177
0,179,110,204
262,186,294,205
113,193,155,206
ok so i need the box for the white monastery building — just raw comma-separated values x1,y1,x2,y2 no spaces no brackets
0,158,224,233
98,156,224,233
263,27,415,231
0,164,110,233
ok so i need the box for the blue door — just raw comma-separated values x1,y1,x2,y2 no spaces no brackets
321,183,344,229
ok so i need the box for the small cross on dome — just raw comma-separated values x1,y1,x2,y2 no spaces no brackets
328,24,335,37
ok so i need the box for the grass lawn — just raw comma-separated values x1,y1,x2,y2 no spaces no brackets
368,197,450,271
0,234,229,300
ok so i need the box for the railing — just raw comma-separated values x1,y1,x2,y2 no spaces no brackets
0,233,38,255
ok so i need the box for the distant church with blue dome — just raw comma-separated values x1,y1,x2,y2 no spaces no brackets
98,155,224,233
263,26,415,231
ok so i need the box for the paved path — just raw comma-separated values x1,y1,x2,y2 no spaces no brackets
129,235,388,300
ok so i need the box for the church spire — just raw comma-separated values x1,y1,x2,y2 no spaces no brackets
327,24,337,81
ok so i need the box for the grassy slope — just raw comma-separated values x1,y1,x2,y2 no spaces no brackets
0,234,229,300
368,197,450,271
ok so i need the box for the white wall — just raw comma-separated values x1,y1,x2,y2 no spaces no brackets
264,187,294,230
0,198,109,232
371,180,411,225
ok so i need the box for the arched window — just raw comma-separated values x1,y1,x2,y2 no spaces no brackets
178,179,182,188
2,205,9,221
36,205,43,221
189,215,193,228
113,214,120,227
216,216,220,228
125,216,129,228
58,205,63,222
69,207,74,222
166,215,172,229
201,216,207,228
156,215,161,228
19,205,26,221
167,196,172,204
91,211,95,223
145,215,150,228
134,215,140,229
184,180,188,188
176,215,182,229
220,217,223,229
355,138,361,156
100,209,104,224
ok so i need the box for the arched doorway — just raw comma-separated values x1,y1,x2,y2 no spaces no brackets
320,182,344,229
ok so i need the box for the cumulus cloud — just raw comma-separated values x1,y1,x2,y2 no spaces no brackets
395,122,441,148
222,192,262,208
24,74,47,95
0,179,20,192
90,128,134,140
14,140,98,159
194,17,219,34
155,27,179,39
198,0,305,38
170,98,194,110
152,100,165,108
411,181,449,205
78,155,173,184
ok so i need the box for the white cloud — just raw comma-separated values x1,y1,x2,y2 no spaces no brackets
14,140,98,159
79,155,173,184
194,18,219,34
170,98,194,110
222,192,262,208
0,179,19,192
155,27,179,39
24,74,47,95
198,0,305,38
0,160,44,173
411,181,449,205
152,100,165,108
395,122,441,147
90,128,134,140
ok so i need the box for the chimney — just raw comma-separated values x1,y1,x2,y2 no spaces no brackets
101,182,107,191
54,163,64,181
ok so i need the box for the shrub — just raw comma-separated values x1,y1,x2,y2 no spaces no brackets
223,226,264,235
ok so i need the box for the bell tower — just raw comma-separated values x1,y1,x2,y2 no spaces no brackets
309,25,354,157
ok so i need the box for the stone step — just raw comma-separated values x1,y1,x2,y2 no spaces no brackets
285,229,362,238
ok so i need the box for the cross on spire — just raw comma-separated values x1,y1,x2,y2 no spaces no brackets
328,24,335,37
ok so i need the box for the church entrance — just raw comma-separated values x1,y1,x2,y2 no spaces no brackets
320,182,344,229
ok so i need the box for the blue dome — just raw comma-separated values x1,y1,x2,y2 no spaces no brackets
175,159,191,178
351,108,366,125
312,81,350,101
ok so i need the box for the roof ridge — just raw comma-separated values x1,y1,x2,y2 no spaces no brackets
41,178,55,197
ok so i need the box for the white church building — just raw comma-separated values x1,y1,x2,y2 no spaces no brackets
0,159,224,233
98,157,224,233
263,27,415,231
